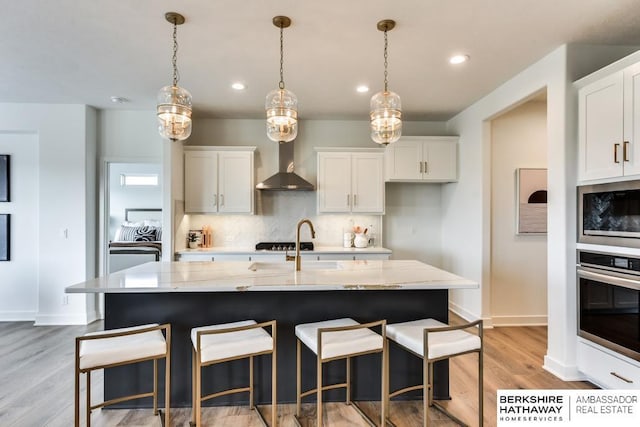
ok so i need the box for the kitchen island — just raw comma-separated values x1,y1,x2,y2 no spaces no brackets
66,259,477,408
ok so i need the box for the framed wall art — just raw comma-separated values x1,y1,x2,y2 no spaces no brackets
0,155,9,202
0,214,9,261
516,168,547,235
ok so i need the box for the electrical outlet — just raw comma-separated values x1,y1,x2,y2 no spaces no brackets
62,295,69,305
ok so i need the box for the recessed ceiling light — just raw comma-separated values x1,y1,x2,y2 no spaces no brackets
231,82,246,90
110,96,129,104
356,85,369,93
449,54,470,65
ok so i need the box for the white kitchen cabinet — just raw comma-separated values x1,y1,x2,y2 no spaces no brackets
184,147,255,214
385,136,458,182
577,339,640,389
317,150,385,214
176,251,391,262
578,62,640,181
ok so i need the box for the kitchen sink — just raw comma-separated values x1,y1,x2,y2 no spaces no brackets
247,261,341,272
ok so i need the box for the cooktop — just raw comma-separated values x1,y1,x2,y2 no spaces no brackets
255,242,314,251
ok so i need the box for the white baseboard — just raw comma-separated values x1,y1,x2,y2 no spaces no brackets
491,314,548,327
35,309,100,326
0,311,37,321
543,354,585,381
448,301,493,328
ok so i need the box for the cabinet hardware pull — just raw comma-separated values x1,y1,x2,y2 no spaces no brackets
624,141,630,162
424,161,428,174
614,143,621,163
610,371,633,383
213,194,217,206
220,194,224,206
419,161,423,173
353,194,357,206
346,194,350,205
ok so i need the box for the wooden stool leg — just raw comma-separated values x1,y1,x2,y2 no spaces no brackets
195,348,202,427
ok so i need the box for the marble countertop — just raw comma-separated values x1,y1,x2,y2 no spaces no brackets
66,260,477,293
175,246,392,255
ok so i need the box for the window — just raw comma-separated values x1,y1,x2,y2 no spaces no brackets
120,174,159,186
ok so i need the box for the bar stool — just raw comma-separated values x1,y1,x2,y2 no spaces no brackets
294,317,386,427
74,323,171,427
385,318,483,427
190,320,276,427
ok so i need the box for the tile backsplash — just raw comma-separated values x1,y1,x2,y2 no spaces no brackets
183,191,382,248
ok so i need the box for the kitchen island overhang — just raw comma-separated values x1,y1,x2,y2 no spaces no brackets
66,260,478,408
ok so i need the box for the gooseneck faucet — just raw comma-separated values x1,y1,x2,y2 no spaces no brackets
295,218,316,271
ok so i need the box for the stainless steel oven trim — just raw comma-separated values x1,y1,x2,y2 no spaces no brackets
578,179,640,248
577,266,640,291
577,265,640,362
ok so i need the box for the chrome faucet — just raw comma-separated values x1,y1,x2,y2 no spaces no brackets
294,218,316,271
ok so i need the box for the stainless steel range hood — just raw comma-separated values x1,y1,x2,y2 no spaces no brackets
256,141,314,191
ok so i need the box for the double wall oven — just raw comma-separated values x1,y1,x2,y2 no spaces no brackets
578,179,640,362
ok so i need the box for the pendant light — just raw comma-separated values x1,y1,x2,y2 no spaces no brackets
266,16,298,144
370,19,402,145
157,12,192,142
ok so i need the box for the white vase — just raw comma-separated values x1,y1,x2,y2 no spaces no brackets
188,241,198,249
354,233,368,248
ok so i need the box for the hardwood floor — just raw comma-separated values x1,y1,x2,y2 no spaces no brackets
0,315,595,426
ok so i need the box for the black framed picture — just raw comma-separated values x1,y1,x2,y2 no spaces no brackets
0,155,9,202
0,214,9,261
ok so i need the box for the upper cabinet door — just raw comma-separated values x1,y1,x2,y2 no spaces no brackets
351,153,384,213
578,71,624,181
385,136,458,182
386,140,423,180
185,151,218,213
422,138,457,182
317,152,351,213
623,62,640,176
218,151,254,214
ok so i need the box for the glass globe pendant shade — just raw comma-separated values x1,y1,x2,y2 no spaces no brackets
157,85,193,141
370,90,402,145
265,88,298,143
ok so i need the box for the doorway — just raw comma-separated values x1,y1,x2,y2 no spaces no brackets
489,93,548,326
104,162,162,274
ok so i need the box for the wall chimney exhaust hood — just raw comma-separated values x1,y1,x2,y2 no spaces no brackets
256,141,314,191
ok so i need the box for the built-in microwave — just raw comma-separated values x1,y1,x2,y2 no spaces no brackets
578,180,640,248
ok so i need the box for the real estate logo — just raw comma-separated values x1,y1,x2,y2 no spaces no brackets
497,390,640,426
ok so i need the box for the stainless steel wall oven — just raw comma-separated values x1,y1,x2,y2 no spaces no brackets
579,180,640,248
577,250,640,361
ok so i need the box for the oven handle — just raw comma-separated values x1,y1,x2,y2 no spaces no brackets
578,266,640,291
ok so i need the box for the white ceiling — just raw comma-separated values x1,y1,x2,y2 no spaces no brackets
3,1,640,121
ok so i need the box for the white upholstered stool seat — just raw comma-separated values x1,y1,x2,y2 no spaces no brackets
191,320,274,364
74,323,171,427
294,317,386,427
386,318,481,360
295,318,383,359
386,318,483,427
190,320,277,427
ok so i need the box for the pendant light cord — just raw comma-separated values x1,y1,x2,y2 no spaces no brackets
279,24,285,90
383,29,389,92
172,20,180,87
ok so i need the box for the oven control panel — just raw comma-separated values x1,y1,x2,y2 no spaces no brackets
579,251,640,274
